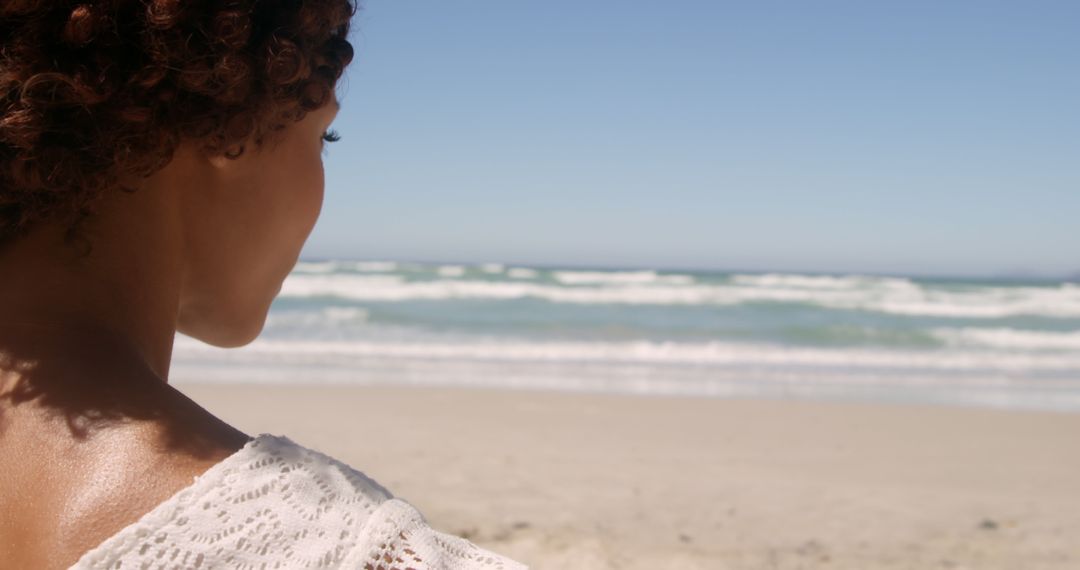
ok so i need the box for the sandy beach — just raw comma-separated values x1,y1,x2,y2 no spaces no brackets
178,384,1080,569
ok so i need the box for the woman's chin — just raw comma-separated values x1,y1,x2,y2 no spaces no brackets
200,326,263,349
176,304,269,349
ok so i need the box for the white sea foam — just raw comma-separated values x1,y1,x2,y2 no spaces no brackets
264,306,370,327
173,335,1080,372
322,306,371,322
553,270,694,286
933,327,1080,351
279,274,405,298
279,277,719,303
277,273,1080,318
170,352,1080,411
731,273,916,291
507,267,539,279
864,284,1080,318
293,261,338,274
350,261,399,272
437,265,466,277
294,261,400,274
480,263,505,274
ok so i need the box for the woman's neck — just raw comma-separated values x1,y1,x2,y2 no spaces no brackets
0,176,212,448
0,179,186,381
0,206,250,567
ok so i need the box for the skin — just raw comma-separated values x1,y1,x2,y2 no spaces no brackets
0,101,340,569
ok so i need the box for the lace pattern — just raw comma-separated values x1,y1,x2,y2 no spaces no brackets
69,435,526,569
344,500,523,570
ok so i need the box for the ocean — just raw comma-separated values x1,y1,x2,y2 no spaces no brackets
171,260,1080,411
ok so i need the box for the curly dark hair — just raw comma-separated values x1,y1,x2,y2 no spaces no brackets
0,0,355,243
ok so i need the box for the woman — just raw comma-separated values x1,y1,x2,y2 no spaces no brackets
0,1,525,568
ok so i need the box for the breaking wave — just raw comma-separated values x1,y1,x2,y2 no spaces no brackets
278,272,1080,319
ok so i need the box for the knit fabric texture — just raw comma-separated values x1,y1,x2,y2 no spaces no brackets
69,434,526,569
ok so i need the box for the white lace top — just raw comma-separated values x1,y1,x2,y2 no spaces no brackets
70,434,527,569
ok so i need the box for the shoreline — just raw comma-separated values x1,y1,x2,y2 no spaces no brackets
178,383,1080,569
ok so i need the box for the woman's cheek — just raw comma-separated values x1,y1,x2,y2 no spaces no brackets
300,157,325,239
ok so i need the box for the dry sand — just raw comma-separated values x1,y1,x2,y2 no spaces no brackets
177,384,1080,570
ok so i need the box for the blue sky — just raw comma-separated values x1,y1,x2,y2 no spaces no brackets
308,1,1079,278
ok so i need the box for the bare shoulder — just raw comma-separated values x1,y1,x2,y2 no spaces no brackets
0,383,249,569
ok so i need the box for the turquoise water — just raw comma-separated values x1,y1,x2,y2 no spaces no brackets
172,261,1080,411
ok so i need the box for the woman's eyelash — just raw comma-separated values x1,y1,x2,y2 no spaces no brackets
322,129,341,143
